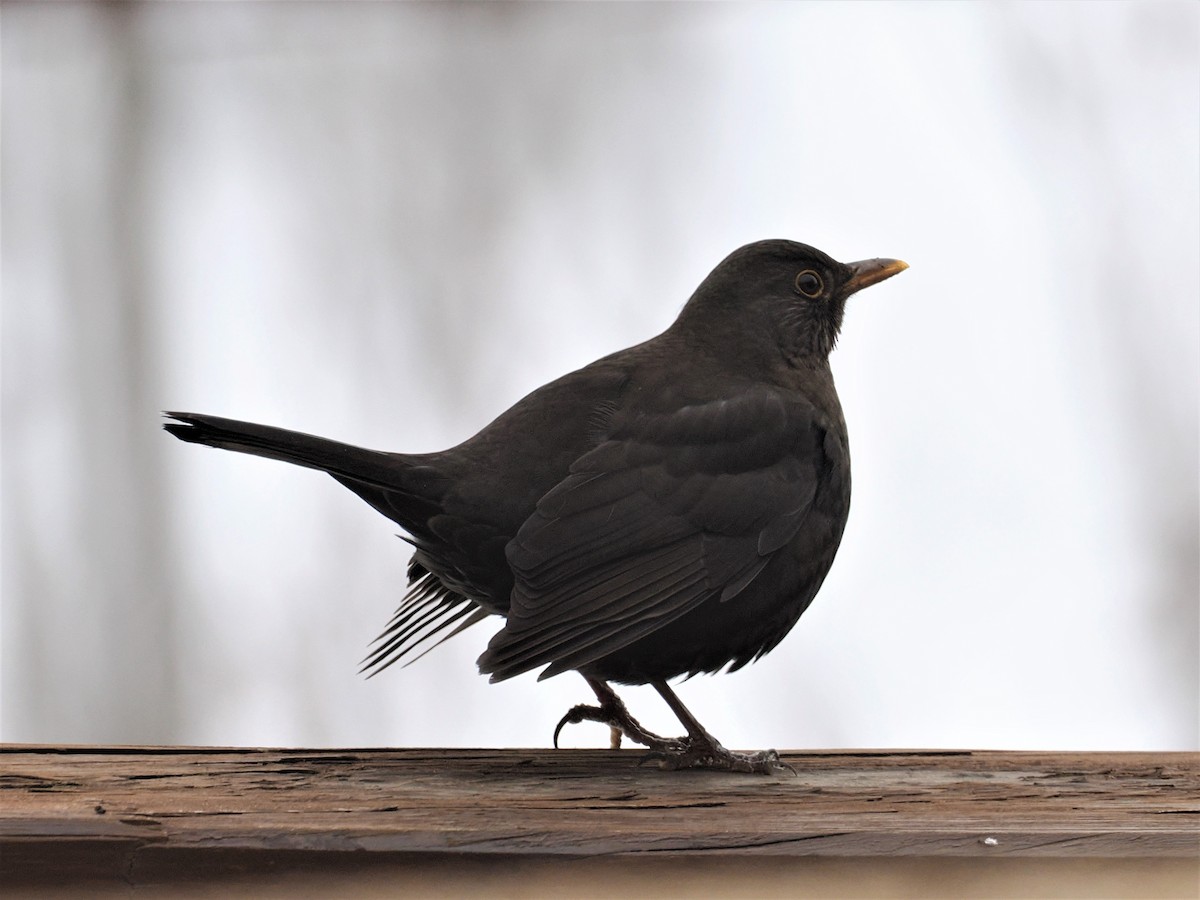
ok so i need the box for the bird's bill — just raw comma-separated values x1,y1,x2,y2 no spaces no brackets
844,258,908,294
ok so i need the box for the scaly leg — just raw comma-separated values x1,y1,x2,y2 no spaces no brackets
553,677,686,752
645,680,795,775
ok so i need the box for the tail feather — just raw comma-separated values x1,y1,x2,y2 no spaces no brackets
163,411,413,494
164,410,488,670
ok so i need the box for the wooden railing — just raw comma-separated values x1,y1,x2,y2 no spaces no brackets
3,746,1197,893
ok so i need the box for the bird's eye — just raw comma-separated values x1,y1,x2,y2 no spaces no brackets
794,270,823,297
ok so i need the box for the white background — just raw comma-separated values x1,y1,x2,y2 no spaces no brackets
4,2,1197,752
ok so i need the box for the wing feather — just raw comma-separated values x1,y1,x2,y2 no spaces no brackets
491,539,711,676
478,384,824,682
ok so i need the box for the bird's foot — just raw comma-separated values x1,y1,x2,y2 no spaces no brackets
553,681,686,753
641,738,796,776
554,677,793,774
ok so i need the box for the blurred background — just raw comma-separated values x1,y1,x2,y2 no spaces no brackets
3,1,1197,752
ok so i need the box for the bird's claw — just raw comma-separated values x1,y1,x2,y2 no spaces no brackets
639,742,796,776
553,704,606,749
552,701,685,753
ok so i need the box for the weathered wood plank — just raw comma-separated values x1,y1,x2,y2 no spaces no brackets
2,746,1197,884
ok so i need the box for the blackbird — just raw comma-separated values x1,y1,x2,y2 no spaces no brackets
165,240,906,773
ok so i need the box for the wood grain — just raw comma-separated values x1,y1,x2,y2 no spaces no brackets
2,746,1197,884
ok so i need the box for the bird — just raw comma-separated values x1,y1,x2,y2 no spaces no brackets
165,239,906,773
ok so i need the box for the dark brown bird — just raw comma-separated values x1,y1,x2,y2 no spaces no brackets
165,240,906,772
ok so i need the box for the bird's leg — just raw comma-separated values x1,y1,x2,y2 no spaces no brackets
645,680,795,775
553,677,687,753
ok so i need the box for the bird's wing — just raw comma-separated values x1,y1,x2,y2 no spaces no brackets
477,383,826,681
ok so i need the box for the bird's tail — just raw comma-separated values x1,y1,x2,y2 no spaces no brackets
165,411,485,672
163,411,420,497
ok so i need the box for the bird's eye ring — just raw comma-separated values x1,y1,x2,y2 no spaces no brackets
794,270,823,297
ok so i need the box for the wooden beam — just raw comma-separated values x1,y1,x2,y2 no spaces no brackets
2,746,1197,887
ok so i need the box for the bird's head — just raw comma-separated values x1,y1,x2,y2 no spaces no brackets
674,240,907,365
